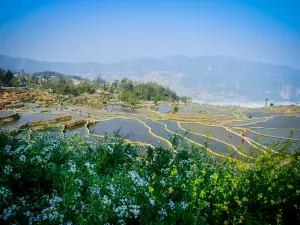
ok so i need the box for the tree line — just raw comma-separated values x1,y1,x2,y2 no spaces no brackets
0,69,15,87
0,68,191,103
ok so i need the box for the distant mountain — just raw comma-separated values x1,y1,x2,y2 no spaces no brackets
1,54,299,102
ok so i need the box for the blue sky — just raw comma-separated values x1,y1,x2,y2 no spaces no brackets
0,0,299,68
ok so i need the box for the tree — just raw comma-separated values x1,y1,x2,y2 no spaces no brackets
129,97,137,111
113,80,119,90
12,77,20,87
173,105,179,113
2,70,14,87
20,68,25,76
94,76,105,86
270,103,274,106
265,98,269,107
0,69,4,86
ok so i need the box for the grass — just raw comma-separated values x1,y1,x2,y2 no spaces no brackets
0,127,299,224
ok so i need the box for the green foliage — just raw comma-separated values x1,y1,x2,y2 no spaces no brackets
39,78,97,96
0,130,300,224
0,69,14,87
179,96,192,103
32,71,85,81
76,81,96,94
173,105,179,113
119,78,177,102
44,78,79,96
11,77,20,87
270,103,274,106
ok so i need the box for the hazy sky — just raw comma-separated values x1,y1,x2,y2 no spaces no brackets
0,0,300,68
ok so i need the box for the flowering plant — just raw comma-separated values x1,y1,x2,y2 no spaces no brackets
0,129,299,224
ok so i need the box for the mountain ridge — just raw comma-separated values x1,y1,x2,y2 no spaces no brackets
1,54,299,102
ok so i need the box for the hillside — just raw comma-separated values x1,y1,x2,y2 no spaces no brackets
1,54,299,102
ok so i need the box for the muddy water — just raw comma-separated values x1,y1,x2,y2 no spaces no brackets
90,119,168,148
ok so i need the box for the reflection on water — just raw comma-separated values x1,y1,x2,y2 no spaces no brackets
251,128,300,139
23,103,39,108
142,120,170,141
181,123,252,154
90,119,168,148
65,127,89,138
256,116,300,129
245,131,289,146
157,105,173,114
231,118,267,126
1,113,59,129
101,105,137,113
0,111,14,117
2,102,299,156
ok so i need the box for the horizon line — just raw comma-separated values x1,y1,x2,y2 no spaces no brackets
0,53,299,70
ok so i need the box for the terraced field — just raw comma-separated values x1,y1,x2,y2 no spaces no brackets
1,102,299,161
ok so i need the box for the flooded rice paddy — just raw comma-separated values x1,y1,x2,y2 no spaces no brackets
0,111,14,117
1,102,299,161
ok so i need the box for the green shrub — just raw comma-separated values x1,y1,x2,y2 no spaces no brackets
0,130,299,224
173,106,179,113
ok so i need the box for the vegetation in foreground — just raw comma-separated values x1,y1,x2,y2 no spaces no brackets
0,129,299,224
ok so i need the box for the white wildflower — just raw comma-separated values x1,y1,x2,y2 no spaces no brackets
103,195,111,206
74,178,82,186
84,162,94,169
1,205,17,220
4,145,12,154
181,201,188,210
49,196,62,205
118,220,126,225
107,146,114,154
158,208,168,217
129,205,140,218
149,198,155,206
169,200,175,210
106,184,115,197
24,210,31,217
74,192,81,199
128,171,149,187
0,187,11,199
88,170,97,176
19,155,26,162
114,205,128,218
90,185,101,196
3,165,13,175
68,161,77,173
